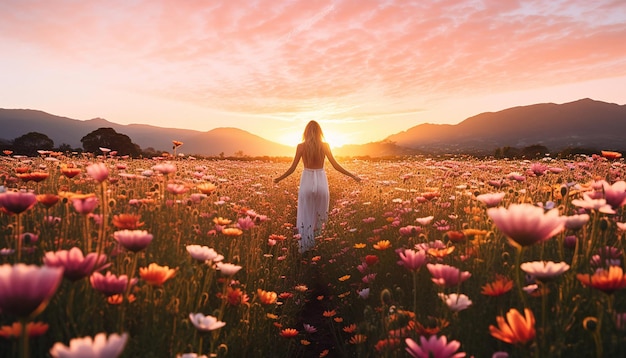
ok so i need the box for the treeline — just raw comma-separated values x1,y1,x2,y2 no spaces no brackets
493,144,606,159
0,127,149,158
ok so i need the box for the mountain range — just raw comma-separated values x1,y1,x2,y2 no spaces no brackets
1,98,625,157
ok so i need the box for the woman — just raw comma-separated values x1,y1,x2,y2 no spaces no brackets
274,121,361,253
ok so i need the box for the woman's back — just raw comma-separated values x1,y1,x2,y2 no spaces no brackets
301,142,326,169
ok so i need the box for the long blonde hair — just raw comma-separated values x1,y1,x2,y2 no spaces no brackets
302,120,325,164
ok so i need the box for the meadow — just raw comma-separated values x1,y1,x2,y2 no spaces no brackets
0,150,625,358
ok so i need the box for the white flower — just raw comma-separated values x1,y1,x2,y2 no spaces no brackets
189,313,226,331
50,332,128,358
520,261,570,281
438,293,472,312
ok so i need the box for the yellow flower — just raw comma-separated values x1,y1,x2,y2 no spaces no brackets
373,240,391,250
213,217,232,225
222,227,243,236
353,243,366,249
197,182,217,194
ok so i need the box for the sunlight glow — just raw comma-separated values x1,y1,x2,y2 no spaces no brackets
278,129,352,148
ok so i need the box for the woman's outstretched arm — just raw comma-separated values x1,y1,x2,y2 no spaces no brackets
274,144,303,183
323,143,361,181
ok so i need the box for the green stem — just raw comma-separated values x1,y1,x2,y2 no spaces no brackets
515,246,528,308
19,318,29,358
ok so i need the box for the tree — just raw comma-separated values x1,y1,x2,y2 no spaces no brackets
12,132,54,156
521,145,549,159
81,127,141,157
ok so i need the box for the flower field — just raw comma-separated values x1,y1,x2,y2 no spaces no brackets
1,152,626,357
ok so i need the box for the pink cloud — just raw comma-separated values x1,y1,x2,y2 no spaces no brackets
1,0,625,121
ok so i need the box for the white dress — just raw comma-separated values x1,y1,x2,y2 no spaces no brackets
297,168,329,253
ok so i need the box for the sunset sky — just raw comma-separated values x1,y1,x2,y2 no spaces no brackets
1,0,626,147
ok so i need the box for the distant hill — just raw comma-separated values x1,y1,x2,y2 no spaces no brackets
2,98,624,158
0,109,293,157
379,98,626,156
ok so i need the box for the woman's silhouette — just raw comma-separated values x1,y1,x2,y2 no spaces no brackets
274,120,360,253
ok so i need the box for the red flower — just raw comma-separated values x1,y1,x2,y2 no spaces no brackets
365,255,379,266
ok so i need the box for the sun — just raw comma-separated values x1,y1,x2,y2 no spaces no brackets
278,130,351,148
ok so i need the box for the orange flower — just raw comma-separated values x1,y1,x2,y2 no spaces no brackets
601,150,622,160
334,317,344,323
343,324,357,333
481,275,514,296
172,140,183,147
323,310,336,317
446,230,466,242
0,321,49,338
428,246,455,259
257,289,278,305
353,243,366,249
197,183,217,194
489,308,536,345
319,349,329,357
225,287,249,306
222,227,243,236
61,167,81,178
112,214,145,229
107,294,136,305
139,263,177,286
36,194,60,208
300,339,311,346
338,275,351,282
294,284,308,292
349,334,367,344
577,266,626,294
374,338,401,352
373,240,391,250
280,328,298,338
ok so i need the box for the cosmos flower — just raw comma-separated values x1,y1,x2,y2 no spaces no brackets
0,264,63,318
188,313,226,331
397,249,427,272
113,230,153,252
257,289,278,305
152,163,177,175
280,328,299,338
487,204,566,247
599,180,626,209
427,264,471,288
90,271,138,297
571,193,615,214
476,192,506,208
112,214,144,229
489,308,536,345
197,182,217,194
86,162,109,183
481,275,514,296
215,262,242,276
405,335,466,358
0,190,37,215
373,240,391,250
438,293,472,312
576,266,626,294
520,261,570,281
71,195,99,214
0,321,49,339
50,332,128,358
43,247,109,281
139,263,177,286
564,214,590,230
186,245,223,262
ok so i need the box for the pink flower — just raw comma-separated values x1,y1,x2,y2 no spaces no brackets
237,216,256,231
476,192,505,208
71,195,99,214
427,264,471,287
113,230,153,252
86,162,109,183
397,249,427,272
399,225,421,236
600,180,626,209
43,247,109,281
405,335,466,358
520,261,570,281
487,204,566,247
152,163,177,175
50,332,128,358
564,214,590,230
571,193,615,214
166,183,188,195
90,271,137,296
0,264,63,317
0,190,37,215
